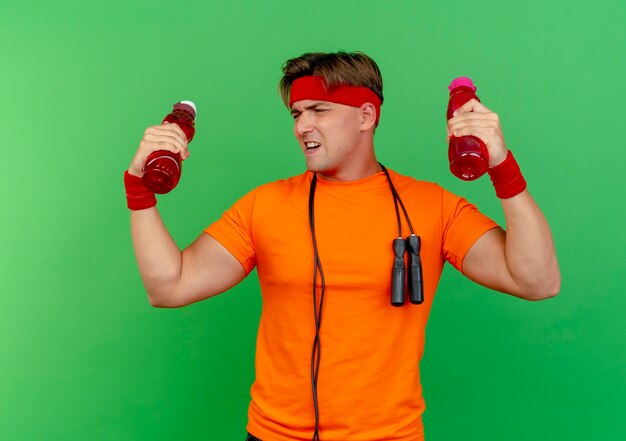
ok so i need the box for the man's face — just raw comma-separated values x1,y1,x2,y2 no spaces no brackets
290,99,363,180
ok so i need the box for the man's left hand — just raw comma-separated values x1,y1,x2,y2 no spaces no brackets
446,99,508,168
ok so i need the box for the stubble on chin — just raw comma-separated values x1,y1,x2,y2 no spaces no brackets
305,157,327,174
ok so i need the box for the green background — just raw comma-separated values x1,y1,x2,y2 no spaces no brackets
1,0,624,440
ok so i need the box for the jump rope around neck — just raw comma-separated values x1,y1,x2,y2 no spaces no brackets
307,164,424,441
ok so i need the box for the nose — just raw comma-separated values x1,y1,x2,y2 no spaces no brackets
294,112,313,137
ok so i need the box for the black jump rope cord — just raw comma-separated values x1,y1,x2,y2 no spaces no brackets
308,174,324,441
380,164,424,305
307,166,423,440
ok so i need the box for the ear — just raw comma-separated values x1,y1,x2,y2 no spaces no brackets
359,102,377,131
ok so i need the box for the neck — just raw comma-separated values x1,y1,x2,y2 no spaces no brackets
317,160,382,182
317,143,381,182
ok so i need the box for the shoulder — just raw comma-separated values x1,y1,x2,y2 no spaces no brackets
386,168,446,198
385,169,477,215
252,171,311,199
233,171,311,213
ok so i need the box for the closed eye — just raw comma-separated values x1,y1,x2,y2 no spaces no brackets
290,105,330,119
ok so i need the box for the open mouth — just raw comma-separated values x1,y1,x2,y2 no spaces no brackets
305,141,321,152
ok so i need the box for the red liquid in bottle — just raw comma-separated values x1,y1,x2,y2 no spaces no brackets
142,101,197,194
447,77,489,181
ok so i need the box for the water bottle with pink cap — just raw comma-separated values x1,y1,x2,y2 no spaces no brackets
142,101,197,194
447,77,488,181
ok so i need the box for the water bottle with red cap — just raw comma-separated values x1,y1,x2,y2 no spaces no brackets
447,77,488,181
142,100,197,194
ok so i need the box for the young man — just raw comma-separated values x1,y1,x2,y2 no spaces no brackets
125,52,560,441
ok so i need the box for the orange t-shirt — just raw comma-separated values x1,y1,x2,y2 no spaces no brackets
204,170,498,441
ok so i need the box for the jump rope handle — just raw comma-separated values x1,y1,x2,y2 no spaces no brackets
391,238,407,306
406,235,424,304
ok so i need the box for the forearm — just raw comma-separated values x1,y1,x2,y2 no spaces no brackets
450,101,561,299
501,190,560,299
130,207,183,306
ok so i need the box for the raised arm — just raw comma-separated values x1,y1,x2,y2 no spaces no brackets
126,124,246,308
447,99,560,300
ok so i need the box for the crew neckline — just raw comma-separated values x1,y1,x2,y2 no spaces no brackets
306,169,394,194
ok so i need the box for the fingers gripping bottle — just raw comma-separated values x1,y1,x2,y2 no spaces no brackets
142,101,197,194
447,77,488,181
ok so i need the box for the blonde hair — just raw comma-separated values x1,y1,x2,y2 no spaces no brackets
279,51,384,108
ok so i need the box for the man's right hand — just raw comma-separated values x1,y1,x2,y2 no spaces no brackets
128,122,190,177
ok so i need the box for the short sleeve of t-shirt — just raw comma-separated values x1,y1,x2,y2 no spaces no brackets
204,189,257,275
440,186,499,271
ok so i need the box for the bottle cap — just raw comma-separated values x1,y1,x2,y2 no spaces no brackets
448,77,476,92
174,100,197,119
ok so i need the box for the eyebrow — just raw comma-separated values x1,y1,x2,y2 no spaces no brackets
290,102,331,115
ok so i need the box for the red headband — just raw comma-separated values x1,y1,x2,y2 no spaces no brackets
289,76,382,126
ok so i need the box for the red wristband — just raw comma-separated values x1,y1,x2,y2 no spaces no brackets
124,171,157,210
487,150,527,199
